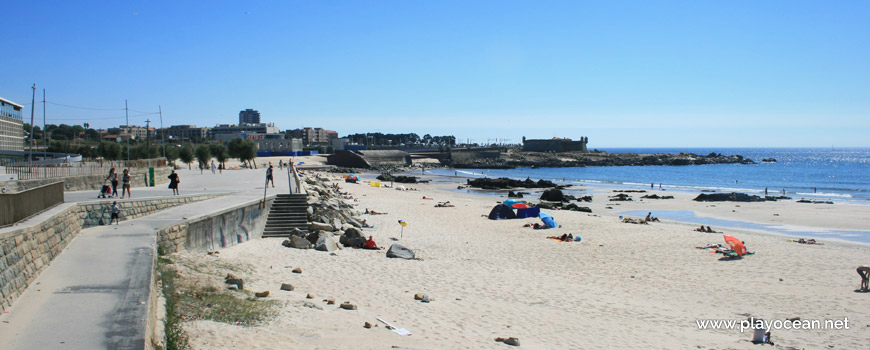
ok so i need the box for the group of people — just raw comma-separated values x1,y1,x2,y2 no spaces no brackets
105,168,132,199
694,225,718,233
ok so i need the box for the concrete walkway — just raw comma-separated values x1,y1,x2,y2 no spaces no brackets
0,167,297,349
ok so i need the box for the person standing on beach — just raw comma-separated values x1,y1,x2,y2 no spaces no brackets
168,170,180,196
765,187,768,195
111,201,121,225
121,169,132,199
858,266,870,291
107,168,119,198
266,164,275,188
211,160,216,174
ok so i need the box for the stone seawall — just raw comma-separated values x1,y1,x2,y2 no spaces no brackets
0,194,220,312
157,197,274,254
0,166,174,192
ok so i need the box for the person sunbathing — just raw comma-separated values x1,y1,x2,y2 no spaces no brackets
422,196,434,200
547,234,575,242
435,201,455,207
363,236,379,250
364,208,388,215
644,212,660,222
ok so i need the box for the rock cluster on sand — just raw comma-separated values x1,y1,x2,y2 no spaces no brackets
467,177,562,190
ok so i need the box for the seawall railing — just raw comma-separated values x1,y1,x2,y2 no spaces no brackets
0,182,64,227
3,158,168,181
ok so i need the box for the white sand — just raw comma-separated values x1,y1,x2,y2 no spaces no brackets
178,171,870,349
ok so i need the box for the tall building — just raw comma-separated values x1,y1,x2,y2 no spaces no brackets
287,127,338,145
239,109,260,124
212,123,280,142
0,96,25,151
165,125,211,141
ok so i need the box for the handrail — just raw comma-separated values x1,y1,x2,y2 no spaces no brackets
288,164,306,194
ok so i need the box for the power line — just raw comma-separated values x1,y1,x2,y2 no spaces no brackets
45,101,124,111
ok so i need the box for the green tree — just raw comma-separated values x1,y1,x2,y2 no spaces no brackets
227,138,257,168
99,141,122,160
208,144,228,172
165,146,179,168
194,145,211,174
178,144,194,170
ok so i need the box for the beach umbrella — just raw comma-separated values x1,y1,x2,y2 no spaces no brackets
398,220,408,238
723,235,746,256
539,212,557,228
503,199,521,206
511,203,530,209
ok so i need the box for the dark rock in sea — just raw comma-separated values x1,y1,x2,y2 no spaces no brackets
466,177,561,190
563,203,592,213
507,191,524,198
762,158,777,162
609,194,633,201
540,189,565,202
449,149,755,169
577,195,593,202
796,199,833,204
694,192,770,202
377,173,419,183
641,194,674,200
614,190,646,193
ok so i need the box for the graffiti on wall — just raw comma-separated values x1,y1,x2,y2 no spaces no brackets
185,201,268,251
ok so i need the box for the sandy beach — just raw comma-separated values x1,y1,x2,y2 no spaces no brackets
171,161,870,349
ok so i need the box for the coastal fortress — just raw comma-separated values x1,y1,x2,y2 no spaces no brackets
521,136,588,152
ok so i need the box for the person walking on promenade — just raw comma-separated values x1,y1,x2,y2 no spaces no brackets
107,168,119,198
168,170,180,196
121,169,132,199
266,164,275,188
211,160,216,174
111,201,121,225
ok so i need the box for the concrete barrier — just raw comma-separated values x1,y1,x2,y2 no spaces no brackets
157,196,274,254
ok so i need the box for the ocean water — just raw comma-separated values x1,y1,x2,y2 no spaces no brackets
427,147,870,203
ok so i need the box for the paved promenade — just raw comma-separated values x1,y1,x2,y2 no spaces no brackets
0,167,295,350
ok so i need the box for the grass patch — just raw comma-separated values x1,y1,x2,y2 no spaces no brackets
176,291,280,326
157,258,190,350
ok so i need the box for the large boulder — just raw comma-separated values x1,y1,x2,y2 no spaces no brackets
315,233,339,252
340,227,366,248
386,244,415,260
540,189,564,202
288,235,312,249
309,221,335,232
694,192,766,202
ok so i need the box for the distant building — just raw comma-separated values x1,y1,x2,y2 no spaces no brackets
117,125,154,141
0,96,25,151
239,109,260,124
287,127,338,145
521,136,588,152
257,137,303,154
212,123,280,142
165,125,211,141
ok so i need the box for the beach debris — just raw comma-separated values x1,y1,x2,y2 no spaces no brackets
495,337,520,346
292,267,303,274
421,295,433,303
386,244,416,260
377,317,413,336
255,291,270,298
224,273,244,290
280,283,294,291
340,302,357,310
414,293,424,300
364,321,373,328
326,299,336,305
306,293,314,299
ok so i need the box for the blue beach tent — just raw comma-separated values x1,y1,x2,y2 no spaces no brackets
539,212,557,228
515,207,540,218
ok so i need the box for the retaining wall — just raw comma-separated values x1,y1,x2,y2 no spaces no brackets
157,197,273,254
0,194,220,312
0,166,174,193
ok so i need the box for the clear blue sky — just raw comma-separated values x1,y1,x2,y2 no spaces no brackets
4,0,868,147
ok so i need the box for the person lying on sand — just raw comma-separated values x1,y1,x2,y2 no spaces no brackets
622,218,649,225
793,238,823,245
422,196,434,200
695,243,724,249
694,226,718,233
435,201,455,207
523,223,549,229
364,208,388,215
547,233,575,242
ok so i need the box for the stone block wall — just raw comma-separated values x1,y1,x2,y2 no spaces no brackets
0,194,220,312
157,197,273,254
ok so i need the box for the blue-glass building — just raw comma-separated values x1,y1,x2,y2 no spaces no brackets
0,96,24,151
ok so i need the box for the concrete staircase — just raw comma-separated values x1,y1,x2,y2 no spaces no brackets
263,194,309,238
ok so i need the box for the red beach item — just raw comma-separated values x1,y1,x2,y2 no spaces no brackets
723,235,746,256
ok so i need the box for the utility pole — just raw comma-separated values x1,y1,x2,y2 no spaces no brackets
125,99,130,162
42,89,46,153
145,119,151,158
159,105,165,159
29,84,35,164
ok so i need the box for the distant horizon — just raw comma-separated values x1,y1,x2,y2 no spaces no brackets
4,1,868,147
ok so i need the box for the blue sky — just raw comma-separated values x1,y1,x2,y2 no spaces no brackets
4,0,868,147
